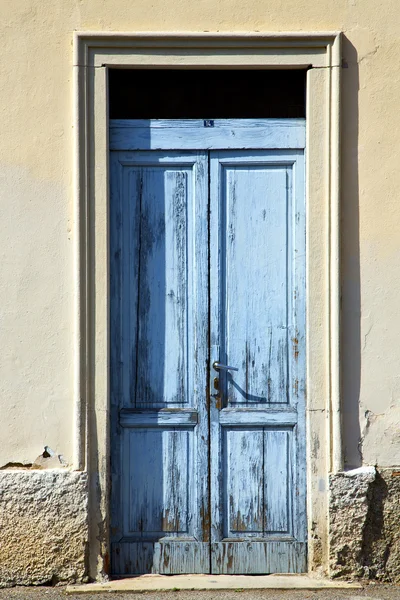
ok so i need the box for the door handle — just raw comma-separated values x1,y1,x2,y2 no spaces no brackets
212,361,238,410
212,361,239,372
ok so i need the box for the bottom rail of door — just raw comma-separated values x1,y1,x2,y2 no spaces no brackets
111,541,307,575
212,541,307,574
112,542,210,575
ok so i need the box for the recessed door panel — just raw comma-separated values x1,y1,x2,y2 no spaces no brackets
224,428,264,535
219,162,291,405
123,428,192,536
223,427,292,538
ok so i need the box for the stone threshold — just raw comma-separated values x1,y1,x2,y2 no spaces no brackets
67,574,362,594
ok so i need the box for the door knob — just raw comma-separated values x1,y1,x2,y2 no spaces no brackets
212,361,239,372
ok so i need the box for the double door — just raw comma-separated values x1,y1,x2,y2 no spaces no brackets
110,120,306,575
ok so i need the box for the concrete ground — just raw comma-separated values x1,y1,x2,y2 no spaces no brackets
0,586,400,600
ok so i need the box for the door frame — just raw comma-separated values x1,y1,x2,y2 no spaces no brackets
72,32,342,580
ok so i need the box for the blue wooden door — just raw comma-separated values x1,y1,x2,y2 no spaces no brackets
209,150,306,573
110,151,210,574
110,120,306,576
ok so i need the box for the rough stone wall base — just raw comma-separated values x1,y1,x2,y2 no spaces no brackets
330,467,400,582
0,471,88,586
3,466,400,584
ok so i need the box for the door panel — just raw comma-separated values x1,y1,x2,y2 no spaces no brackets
223,428,291,537
110,151,210,575
209,151,306,573
217,160,291,405
125,428,192,535
264,429,290,533
135,168,188,407
224,428,265,535
111,155,202,409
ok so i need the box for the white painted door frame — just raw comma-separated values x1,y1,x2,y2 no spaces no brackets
72,32,342,580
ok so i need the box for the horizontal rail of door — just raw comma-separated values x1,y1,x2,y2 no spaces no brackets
119,409,198,427
109,118,306,150
112,541,307,575
218,409,298,426
119,408,298,427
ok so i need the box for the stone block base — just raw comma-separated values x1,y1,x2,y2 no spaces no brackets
330,467,400,582
0,471,88,586
3,466,400,585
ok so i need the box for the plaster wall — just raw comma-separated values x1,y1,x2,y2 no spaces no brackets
0,1,399,469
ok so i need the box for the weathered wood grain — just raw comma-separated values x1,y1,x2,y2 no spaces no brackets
225,428,264,535
222,428,292,537
110,119,306,151
119,409,198,427
110,151,210,574
264,429,290,533
153,542,210,574
209,148,307,573
112,542,156,575
134,165,187,406
211,542,307,574
218,408,297,426
215,156,291,406
112,542,210,575
123,428,190,535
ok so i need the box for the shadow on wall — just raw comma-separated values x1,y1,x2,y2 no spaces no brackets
341,37,362,468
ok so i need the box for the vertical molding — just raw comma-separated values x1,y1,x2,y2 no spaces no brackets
72,33,85,471
325,41,333,476
330,34,343,473
73,34,92,472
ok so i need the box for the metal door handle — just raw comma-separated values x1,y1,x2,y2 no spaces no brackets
212,361,239,372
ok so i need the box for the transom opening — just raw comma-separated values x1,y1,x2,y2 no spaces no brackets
109,69,307,119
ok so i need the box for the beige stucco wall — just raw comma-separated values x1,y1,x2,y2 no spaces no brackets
1,1,400,469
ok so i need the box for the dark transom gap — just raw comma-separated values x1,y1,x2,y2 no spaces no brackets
109,69,307,119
